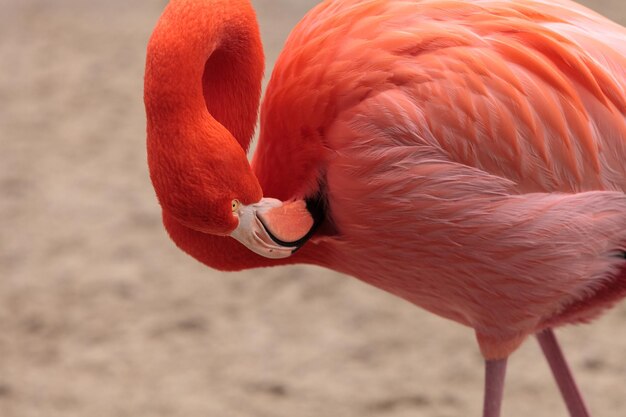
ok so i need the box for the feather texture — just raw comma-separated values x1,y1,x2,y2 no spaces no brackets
252,0,626,357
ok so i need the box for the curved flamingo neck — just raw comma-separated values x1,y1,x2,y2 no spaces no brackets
144,0,327,271
145,0,265,246
144,0,264,149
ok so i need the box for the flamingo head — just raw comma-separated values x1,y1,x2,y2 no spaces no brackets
148,122,319,260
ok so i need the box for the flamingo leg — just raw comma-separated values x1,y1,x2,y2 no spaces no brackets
536,329,591,417
482,358,508,417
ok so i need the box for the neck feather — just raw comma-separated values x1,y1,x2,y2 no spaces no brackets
145,0,264,149
144,0,265,236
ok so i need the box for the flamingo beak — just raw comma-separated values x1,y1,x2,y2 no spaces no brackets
230,198,313,259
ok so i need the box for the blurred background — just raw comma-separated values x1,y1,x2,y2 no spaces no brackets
1,0,625,416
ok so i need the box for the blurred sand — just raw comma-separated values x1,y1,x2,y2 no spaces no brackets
1,0,625,416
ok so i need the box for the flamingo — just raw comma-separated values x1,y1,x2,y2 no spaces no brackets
144,0,626,416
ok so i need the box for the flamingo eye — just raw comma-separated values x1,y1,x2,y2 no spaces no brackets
231,199,241,212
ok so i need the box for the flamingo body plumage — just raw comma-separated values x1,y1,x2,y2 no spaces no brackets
256,0,626,358
145,0,626,415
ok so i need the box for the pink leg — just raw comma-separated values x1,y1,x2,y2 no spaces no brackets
536,329,590,417
483,358,507,417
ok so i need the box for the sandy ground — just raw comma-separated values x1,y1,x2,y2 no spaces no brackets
1,0,626,416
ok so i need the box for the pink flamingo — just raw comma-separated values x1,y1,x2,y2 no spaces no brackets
144,0,626,416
